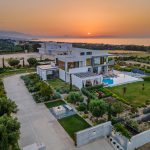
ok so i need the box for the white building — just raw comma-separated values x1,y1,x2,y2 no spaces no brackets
38,42,72,55
57,48,113,89
37,64,58,80
37,42,114,89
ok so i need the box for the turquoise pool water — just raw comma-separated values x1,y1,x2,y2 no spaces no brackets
102,78,114,85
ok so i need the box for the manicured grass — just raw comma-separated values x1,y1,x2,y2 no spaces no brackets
47,78,79,93
0,68,35,78
47,78,67,88
58,114,91,140
45,100,66,108
109,81,150,108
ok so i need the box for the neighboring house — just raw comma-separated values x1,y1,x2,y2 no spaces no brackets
38,42,72,55
57,48,113,89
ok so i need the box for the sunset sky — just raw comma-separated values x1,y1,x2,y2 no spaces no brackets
0,0,150,37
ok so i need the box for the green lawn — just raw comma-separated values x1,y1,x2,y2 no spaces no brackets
47,78,79,93
48,78,67,88
0,68,35,78
109,81,150,108
45,100,66,108
58,114,91,140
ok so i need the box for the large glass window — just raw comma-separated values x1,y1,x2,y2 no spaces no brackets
68,62,79,69
86,58,91,66
80,52,85,56
86,52,92,55
93,57,100,65
58,60,65,70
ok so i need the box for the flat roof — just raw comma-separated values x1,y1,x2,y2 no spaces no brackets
74,72,100,79
37,65,57,70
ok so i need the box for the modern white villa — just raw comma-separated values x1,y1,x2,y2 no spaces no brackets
37,42,115,89
57,48,113,89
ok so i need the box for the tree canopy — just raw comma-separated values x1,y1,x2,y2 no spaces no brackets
89,99,108,117
0,115,20,150
0,97,17,116
66,92,84,104
8,58,20,67
27,57,37,67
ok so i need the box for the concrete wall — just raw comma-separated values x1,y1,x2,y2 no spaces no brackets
59,69,66,81
127,129,150,150
75,121,112,147
72,74,83,89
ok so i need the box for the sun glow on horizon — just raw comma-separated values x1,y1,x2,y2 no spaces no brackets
0,0,150,37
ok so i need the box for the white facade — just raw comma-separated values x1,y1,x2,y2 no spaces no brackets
57,47,112,89
72,73,102,89
38,42,72,55
37,43,113,89
37,65,58,80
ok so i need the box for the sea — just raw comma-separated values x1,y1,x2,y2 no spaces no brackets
35,38,150,46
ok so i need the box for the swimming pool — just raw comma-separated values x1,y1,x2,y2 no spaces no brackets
102,77,114,85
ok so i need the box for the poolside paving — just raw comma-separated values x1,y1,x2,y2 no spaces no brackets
3,74,114,150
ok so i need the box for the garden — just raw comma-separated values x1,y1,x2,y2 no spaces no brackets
63,82,150,139
47,78,79,94
58,114,91,140
21,74,61,103
45,100,66,108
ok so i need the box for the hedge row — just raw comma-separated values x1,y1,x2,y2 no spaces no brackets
143,76,150,81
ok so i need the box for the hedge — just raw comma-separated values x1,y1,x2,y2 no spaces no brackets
143,76,150,81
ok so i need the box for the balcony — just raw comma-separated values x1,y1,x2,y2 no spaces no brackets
68,67,89,74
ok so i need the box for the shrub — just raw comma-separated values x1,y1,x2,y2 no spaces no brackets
89,99,108,117
66,92,84,104
81,88,96,99
114,123,131,139
27,57,37,67
8,58,20,67
52,92,61,99
77,103,87,111
143,76,150,81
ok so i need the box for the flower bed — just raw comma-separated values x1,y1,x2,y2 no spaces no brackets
21,74,61,103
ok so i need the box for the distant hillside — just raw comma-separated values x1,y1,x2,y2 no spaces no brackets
0,31,35,40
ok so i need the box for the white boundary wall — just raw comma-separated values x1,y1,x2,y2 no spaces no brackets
127,129,150,150
72,75,83,89
59,69,66,81
75,121,112,147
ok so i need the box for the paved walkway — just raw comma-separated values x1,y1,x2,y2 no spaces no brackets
3,74,113,150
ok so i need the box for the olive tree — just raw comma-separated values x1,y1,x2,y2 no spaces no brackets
66,92,84,104
8,58,20,67
27,57,37,67
89,99,108,117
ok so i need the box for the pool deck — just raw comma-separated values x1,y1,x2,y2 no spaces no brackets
104,73,143,87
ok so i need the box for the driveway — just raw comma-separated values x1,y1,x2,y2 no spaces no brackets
3,74,113,150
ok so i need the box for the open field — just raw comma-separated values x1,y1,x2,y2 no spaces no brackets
58,114,91,140
109,50,150,57
108,81,150,108
45,100,66,108
0,52,54,67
